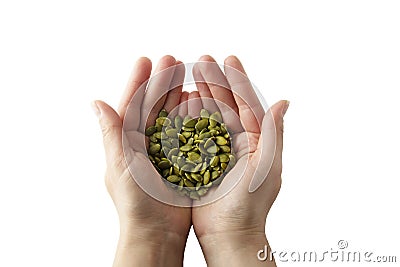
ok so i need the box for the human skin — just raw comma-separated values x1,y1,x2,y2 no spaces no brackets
92,56,192,267
93,55,289,266
190,55,289,267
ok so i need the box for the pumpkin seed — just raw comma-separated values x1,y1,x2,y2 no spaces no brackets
167,175,181,183
145,126,157,136
146,108,235,199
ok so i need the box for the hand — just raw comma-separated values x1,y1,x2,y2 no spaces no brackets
93,56,191,267
191,55,289,266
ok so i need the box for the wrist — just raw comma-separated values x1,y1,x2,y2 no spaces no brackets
198,231,276,267
114,223,187,267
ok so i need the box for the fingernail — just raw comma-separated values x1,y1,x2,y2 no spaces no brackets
282,100,290,117
91,101,101,118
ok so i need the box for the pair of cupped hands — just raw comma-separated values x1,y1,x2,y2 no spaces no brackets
92,55,289,267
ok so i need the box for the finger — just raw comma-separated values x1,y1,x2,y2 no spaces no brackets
188,91,203,118
163,61,184,116
92,100,123,167
123,80,147,132
224,56,264,133
139,55,177,132
118,57,152,120
192,63,219,113
178,91,189,117
197,55,242,133
248,100,290,193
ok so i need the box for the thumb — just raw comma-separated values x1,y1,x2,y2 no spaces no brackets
92,100,123,166
248,100,289,193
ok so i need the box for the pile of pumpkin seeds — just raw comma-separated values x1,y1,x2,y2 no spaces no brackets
145,108,236,200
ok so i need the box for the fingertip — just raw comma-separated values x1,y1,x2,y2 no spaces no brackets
134,57,152,73
198,55,215,62
282,100,290,117
161,55,176,64
224,55,239,65
268,100,290,120
91,100,101,118
136,56,151,65
94,100,121,123
224,55,247,75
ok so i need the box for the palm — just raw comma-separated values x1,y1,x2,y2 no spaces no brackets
190,56,282,241
121,127,191,236
105,56,192,242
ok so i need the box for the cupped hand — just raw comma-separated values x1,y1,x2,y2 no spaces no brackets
93,56,191,266
191,55,289,266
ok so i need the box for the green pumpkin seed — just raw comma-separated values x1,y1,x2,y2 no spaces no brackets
215,136,228,145
178,134,186,143
177,157,185,167
182,126,195,132
210,156,219,167
162,169,170,177
195,119,209,131
153,132,162,139
198,144,209,155
182,131,192,138
181,163,194,172
149,144,161,155
220,123,227,134
149,135,157,143
180,145,192,152
219,154,230,163
171,138,179,147
158,159,171,169
184,179,194,187
187,137,194,145
175,115,183,129
147,108,235,199
210,111,222,123
209,129,219,136
185,172,194,182
167,175,181,183
198,132,211,140
204,170,210,184
211,170,220,180
207,145,218,154
220,145,231,153
204,181,213,188
200,109,209,118
187,152,201,162
145,126,157,136
168,148,179,158
193,162,203,172
166,128,178,137
159,109,168,118
183,118,197,128
221,163,228,170
191,173,202,182
161,140,172,148
204,138,214,149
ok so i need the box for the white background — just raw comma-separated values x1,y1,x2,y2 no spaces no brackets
0,1,399,266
